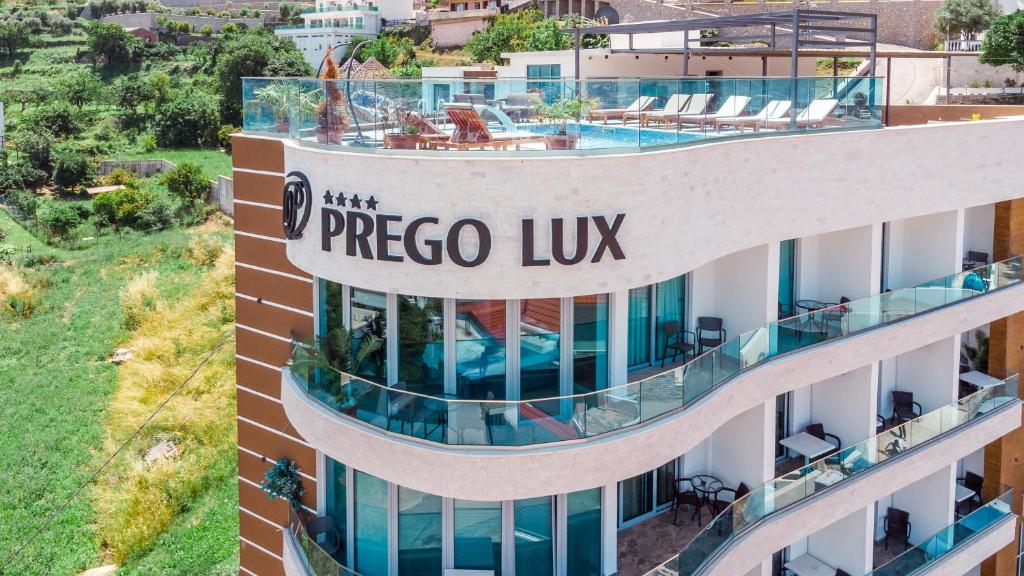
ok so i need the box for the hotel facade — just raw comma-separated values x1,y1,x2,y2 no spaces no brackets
231,19,1024,576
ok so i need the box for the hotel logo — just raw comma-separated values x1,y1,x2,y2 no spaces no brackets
283,172,626,268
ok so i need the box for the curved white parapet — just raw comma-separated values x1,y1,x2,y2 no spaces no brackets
283,528,310,576
915,514,1016,576
699,400,1022,576
281,281,1024,501
282,117,1024,299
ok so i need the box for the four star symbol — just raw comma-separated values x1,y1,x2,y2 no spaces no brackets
365,196,379,211
322,190,334,205
349,194,362,209
320,191,379,211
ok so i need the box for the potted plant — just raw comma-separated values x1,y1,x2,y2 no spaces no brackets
538,95,595,150
383,105,422,150
290,327,384,415
254,81,318,133
316,49,349,144
260,458,306,510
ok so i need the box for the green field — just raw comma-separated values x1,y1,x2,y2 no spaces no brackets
114,149,234,179
0,209,238,575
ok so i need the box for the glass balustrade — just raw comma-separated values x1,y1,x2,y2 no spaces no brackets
655,377,1019,576
241,75,883,155
287,506,362,576
868,488,1014,576
287,257,1023,448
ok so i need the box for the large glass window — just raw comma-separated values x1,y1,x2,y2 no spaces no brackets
619,461,674,525
398,487,442,575
320,279,344,335
325,457,348,563
520,299,561,401
526,64,562,102
351,287,387,383
567,488,602,576
778,239,797,318
398,295,444,396
573,295,608,394
354,471,388,576
454,500,503,575
456,300,507,399
654,276,686,363
514,497,554,576
627,287,651,368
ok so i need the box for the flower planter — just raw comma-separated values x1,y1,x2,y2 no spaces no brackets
315,126,344,145
384,133,420,150
545,132,580,150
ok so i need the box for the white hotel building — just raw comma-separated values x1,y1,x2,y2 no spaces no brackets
233,10,1024,576
274,0,415,69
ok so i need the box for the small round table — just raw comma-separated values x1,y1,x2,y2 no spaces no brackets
690,474,724,517
795,299,829,336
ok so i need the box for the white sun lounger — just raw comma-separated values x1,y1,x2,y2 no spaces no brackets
715,100,793,132
588,96,656,124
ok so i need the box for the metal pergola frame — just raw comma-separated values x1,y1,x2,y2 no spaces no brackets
566,9,878,128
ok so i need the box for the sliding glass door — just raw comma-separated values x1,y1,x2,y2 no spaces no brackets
515,497,555,576
619,461,676,526
627,275,688,370
398,295,444,396
455,299,507,399
573,294,608,394
454,500,503,575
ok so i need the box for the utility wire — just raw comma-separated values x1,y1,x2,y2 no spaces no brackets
0,337,235,574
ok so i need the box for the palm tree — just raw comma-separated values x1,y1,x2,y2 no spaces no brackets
291,328,383,410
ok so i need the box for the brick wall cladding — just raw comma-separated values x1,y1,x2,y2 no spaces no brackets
604,0,943,51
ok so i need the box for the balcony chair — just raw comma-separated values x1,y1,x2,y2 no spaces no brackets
883,507,912,551
876,415,887,435
696,316,727,355
822,296,851,336
890,391,923,426
708,482,751,534
957,471,984,515
805,422,841,458
963,250,989,271
306,515,343,557
661,320,696,367
670,474,705,526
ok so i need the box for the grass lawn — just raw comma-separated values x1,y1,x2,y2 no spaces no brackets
114,149,235,180
0,210,238,575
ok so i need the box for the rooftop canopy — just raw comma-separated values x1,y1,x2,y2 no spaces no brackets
567,8,878,79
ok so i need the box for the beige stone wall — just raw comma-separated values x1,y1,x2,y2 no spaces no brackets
430,16,492,47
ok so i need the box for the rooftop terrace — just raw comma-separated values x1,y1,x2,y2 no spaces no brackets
240,75,884,156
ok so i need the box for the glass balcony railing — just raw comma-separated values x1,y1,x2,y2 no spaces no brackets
241,75,883,155
868,488,1014,576
287,506,361,576
287,257,1023,448
655,377,1020,576
275,22,367,30
299,4,379,12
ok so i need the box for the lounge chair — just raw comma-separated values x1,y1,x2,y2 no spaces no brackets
587,96,655,124
761,98,840,131
675,95,751,129
404,112,452,149
500,93,543,122
623,94,690,124
433,103,547,151
715,100,792,132
641,93,713,127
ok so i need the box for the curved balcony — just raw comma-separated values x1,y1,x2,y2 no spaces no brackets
646,378,1021,576
283,506,359,576
281,258,1024,499
867,489,1015,576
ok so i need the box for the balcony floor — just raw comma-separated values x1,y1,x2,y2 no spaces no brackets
616,509,704,576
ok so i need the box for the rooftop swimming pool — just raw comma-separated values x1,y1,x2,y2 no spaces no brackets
518,123,709,150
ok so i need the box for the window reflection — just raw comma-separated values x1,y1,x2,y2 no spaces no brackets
351,287,387,383
454,499,503,575
573,294,608,394
456,300,507,399
398,487,442,575
520,299,561,402
398,295,444,396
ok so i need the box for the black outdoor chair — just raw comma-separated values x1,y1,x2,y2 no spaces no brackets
306,515,343,557
963,250,989,271
696,317,727,355
883,507,912,551
823,296,851,336
876,415,887,435
661,320,696,367
890,391,923,425
957,471,984,515
708,482,751,534
671,474,705,526
805,422,841,458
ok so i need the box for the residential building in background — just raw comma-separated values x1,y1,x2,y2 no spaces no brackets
275,0,416,68
233,10,1024,576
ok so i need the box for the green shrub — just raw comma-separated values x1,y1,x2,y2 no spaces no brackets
0,161,48,194
18,130,55,173
39,202,83,241
137,132,157,152
93,185,156,228
217,125,237,152
161,162,209,203
136,195,177,230
103,168,140,187
5,188,40,218
152,93,220,148
51,144,95,189
24,101,87,137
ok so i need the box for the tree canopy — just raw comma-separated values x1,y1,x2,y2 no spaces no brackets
933,0,1001,39
0,21,32,57
464,9,603,64
980,10,1024,72
86,21,142,64
214,28,313,124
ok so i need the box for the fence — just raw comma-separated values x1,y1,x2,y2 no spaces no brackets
97,159,234,218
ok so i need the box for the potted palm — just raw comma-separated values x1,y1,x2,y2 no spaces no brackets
254,81,318,133
316,50,349,144
290,327,383,415
539,95,595,150
382,105,421,150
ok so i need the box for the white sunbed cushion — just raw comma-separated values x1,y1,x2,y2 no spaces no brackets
715,95,750,117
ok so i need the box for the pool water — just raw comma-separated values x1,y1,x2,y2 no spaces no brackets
519,123,708,150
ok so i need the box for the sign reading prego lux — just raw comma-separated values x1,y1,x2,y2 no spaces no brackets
282,171,625,268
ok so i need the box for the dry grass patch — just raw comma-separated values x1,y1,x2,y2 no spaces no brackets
93,241,236,565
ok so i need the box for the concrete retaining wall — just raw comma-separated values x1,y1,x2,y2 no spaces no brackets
100,12,265,31
97,159,234,217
